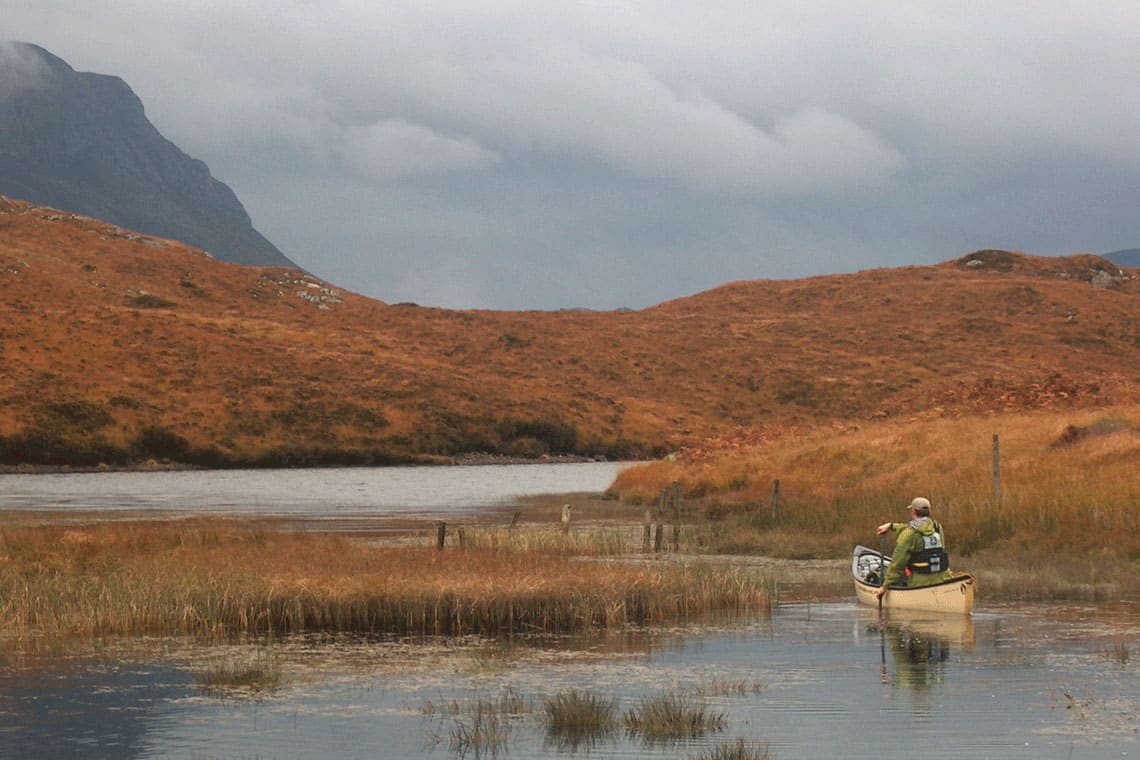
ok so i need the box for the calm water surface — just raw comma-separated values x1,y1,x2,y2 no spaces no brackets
1,603,1135,759
0,462,633,519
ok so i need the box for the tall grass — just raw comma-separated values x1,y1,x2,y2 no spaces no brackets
611,406,1140,569
0,519,773,641
451,525,631,555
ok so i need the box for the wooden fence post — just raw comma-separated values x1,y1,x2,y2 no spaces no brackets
436,521,446,549
671,480,681,551
654,489,665,553
772,479,780,519
643,509,652,552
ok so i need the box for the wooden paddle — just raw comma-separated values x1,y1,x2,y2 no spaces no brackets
879,535,889,684
878,534,887,614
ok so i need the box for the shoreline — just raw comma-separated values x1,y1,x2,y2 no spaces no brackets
0,453,615,475
4,502,1135,604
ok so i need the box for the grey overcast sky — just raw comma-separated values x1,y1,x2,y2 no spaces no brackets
4,2,1139,309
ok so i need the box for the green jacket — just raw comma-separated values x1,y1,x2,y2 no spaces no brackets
883,517,954,588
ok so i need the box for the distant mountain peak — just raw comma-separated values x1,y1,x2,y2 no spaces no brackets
1105,249,1140,267
0,41,296,268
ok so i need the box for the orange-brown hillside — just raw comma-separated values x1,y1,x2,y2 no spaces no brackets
2,196,1138,467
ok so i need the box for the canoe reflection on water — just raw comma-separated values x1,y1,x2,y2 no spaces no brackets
857,608,976,690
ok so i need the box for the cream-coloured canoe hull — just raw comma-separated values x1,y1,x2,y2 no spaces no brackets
852,545,976,615
854,574,975,614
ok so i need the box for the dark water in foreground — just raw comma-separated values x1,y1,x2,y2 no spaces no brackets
1,603,1135,760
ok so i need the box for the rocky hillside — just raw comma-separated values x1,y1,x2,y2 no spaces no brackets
0,41,293,268
2,197,1138,468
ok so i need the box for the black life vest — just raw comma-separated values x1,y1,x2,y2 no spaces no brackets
906,520,950,574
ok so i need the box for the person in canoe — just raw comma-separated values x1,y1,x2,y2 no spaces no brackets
874,496,954,600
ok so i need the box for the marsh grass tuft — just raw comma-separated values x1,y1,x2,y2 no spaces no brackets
446,688,530,757
449,707,509,757
694,677,762,696
196,650,281,698
1104,639,1130,664
420,696,462,718
542,688,619,750
624,689,726,743
464,646,512,675
690,737,772,760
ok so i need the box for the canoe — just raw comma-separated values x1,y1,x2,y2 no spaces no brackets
852,544,976,615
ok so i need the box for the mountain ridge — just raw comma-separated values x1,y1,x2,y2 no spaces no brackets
0,41,294,268
1106,249,1140,267
3,197,1138,468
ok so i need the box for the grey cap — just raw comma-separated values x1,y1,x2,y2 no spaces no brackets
907,497,931,516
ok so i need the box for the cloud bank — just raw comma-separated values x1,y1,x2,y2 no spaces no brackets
5,2,1139,308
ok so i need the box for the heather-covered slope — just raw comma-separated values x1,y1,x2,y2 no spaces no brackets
2,197,1138,467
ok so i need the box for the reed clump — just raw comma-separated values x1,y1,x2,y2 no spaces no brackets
611,405,1140,596
0,518,773,642
446,689,529,757
624,689,726,743
541,688,619,750
196,649,282,698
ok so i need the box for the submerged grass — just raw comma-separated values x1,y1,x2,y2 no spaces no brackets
1104,639,1130,664
196,649,282,699
0,518,774,642
693,677,763,696
690,738,773,760
446,688,530,757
